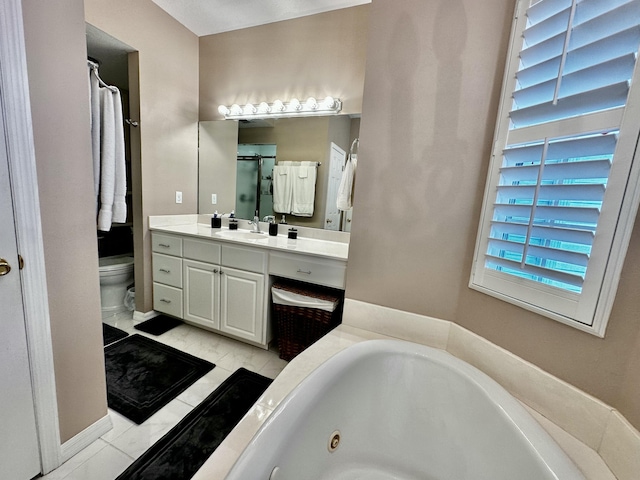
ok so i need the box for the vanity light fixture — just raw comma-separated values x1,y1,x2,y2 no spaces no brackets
218,96,342,120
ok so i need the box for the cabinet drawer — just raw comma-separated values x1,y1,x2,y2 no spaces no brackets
153,282,183,318
184,238,221,264
152,253,183,288
222,244,267,273
269,252,346,289
152,233,183,256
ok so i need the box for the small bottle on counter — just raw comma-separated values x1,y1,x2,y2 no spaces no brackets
269,218,278,236
211,211,222,228
288,228,297,239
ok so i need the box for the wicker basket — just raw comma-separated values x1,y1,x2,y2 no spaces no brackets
272,280,343,361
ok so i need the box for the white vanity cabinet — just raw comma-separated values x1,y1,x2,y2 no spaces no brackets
152,233,268,346
150,226,348,349
152,234,184,318
183,258,221,329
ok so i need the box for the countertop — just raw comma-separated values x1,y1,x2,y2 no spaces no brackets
149,217,349,262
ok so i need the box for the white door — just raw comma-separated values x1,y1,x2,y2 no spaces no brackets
0,92,41,479
220,267,264,343
324,143,346,231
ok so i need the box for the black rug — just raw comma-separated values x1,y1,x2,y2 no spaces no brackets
103,323,129,346
134,315,183,336
116,368,272,480
105,334,214,424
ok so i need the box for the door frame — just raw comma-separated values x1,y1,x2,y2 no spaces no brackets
1,0,61,473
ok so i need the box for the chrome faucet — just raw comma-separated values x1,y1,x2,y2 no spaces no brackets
249,215,262,233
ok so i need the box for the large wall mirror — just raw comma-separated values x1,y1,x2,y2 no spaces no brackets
199,114,360,231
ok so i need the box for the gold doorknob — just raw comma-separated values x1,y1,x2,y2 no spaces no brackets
0,258,11,276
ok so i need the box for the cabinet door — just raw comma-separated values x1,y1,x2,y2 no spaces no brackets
220,266,265,344
183,259,220,330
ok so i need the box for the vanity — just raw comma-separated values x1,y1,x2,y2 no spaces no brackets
149,215,349,348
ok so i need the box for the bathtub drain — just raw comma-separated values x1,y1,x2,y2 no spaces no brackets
328,430,341,452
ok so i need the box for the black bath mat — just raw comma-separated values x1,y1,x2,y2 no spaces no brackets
134,314,183,336
103,323,129,346
115,368,272,480
105,334,214,424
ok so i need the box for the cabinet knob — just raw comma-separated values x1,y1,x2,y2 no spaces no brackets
160,299,171,304
159,268,171,273
213,269,218,273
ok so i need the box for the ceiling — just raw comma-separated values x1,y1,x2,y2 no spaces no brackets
150,0,371,36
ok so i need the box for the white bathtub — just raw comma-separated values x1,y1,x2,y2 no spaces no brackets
226,340,585,480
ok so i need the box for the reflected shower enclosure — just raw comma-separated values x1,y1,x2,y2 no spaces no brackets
236,144,276,220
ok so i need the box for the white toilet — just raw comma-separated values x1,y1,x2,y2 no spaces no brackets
99,254,134,316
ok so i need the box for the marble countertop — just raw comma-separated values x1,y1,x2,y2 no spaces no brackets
149,216,349,262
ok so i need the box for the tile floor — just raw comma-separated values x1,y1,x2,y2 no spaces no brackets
40,310,288,480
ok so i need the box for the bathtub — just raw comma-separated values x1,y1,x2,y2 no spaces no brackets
226,340,585,480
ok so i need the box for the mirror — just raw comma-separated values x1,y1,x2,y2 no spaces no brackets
199,114,360,231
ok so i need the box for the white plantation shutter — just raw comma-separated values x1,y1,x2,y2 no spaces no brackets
471,0,640,335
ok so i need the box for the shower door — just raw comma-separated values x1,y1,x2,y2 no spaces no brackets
236,144,276,220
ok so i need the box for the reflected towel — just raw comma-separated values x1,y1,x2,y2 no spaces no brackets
337,154,357,211
291,162,317,217
272,164,292,213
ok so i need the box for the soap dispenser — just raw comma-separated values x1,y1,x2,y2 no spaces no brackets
269,217,278,236
211,211,222,228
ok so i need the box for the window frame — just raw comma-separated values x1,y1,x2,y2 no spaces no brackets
470,0,640,337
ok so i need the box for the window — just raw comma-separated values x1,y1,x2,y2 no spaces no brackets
470,0,640,336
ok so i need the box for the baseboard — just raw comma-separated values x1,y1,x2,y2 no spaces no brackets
60,413,113,463
133,310,160,324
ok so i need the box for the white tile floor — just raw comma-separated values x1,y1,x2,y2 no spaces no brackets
41,310,288,480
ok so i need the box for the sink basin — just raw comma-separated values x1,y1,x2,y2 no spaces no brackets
215,230,268,240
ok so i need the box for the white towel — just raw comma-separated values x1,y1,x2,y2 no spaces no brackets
97,87,115,231
111,89,127,223
272,164,293,213
89,67,101,211
337,154,357,211
291,162,317,217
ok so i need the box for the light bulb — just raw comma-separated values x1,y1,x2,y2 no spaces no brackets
258,102,271,114
243,103,257,115
218,105,230,116
289,98,301,111
323,96,336,109
305,97,318,110
230,104,242,115
272,100,285,111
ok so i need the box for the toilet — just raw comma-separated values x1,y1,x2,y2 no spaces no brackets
99,254,134,316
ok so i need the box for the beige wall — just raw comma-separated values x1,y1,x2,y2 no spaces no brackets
347,0,640,430
199,5,369,120
22,0,107,442
84,0,199,313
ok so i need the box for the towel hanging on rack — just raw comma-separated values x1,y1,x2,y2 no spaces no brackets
272,161,318,216
89,61,127,231
338,138,358,211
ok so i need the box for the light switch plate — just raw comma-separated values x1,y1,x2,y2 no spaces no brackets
211,193,217,204
175,191,182,204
